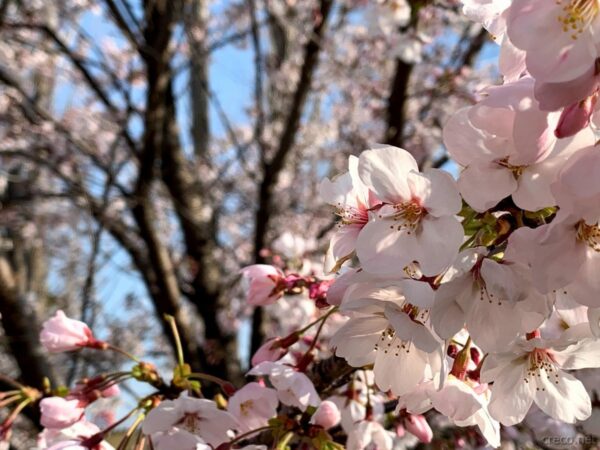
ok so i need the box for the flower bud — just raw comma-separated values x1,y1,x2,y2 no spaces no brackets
40,311,94,353
240,265,285,306
555,94,597,139
310,401,341,429
404,414,433,444
250,338,286,367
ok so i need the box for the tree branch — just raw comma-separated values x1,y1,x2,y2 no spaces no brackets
250,0,335,359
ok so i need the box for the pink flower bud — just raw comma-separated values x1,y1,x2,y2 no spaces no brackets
404,414,432,444
240,265,285,306
310,401,341,429
309,279,334,308
40,311,94,353
40,397,84,429
250,338,286,366
555,95,597,138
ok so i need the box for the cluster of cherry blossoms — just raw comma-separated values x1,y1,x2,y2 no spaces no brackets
4,0,600,449
242,0,600,445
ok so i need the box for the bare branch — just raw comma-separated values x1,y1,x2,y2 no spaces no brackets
102,0,143,53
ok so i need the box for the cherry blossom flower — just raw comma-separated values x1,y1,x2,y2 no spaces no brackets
248,362,320,411
397,375,500,447
346,420,393,450
146,430,210,450
355,145,462,276
240,265,285,306
227,382,278,432
461,0,511,36
534,68,600,112
310,400,341,429
142,394,237,448
39,397,84,430
507,0,600,85
481,325,600,425
443,78,595,212
517,148,600,306
327,371,385,435
40,311,95,353
37,420,113,450
331,278,445,396
431,248,553,351
320,155,372,270
461,0,526,81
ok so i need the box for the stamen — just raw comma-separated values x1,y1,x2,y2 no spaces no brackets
374,328,412,356
379,201,425,234
576,221,600,251
557,0,600,39
178,413,204,434
497,158,525,178
335,203,369,227
525,348,560,386
476,281,504,306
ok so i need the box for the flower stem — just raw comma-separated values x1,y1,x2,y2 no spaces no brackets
228,425,273,445
116,413,145,450
107,344,140,362
276,431,294,450
297,307,338,335
305,307,337,354
0,375,24,389
164,314,185,366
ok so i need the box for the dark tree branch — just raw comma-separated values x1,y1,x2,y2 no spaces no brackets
185,0,211,159
250,0,335,359
383,2,422,150
102,0,142,53
248,0,266,155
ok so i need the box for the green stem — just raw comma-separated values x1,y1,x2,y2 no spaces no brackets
276,431,294,450
187,373,229,387
4,397,32,426
165,314,185,366
107,344,140,362
0,394,22,409
116,413,145,450
0,374,24,389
